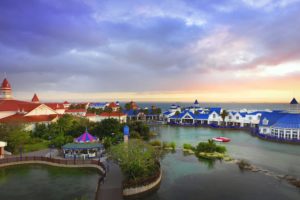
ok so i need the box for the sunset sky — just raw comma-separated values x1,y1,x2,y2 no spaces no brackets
1,0,300,103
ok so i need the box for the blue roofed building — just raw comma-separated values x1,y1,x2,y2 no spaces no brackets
258,98,300,141
89,102,108,109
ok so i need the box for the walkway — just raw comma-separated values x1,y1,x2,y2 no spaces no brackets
97,161,123,200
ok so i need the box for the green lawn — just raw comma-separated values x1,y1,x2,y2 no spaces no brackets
23,140,49,153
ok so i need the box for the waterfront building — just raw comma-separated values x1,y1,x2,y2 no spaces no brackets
65,109,87,116
89,102,108,109
86,111,127,123
258,99,300,141
107,102,120,112
0,78,67,130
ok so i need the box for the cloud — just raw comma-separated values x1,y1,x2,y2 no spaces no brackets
0,0,300,101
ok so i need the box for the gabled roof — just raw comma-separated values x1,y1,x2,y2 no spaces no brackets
259,112,286,126
45,103,65,110
170,110,194,119
0,99,41,112
194,100,199,104
209,107,222,114
108,102,118,108
290,98,298,105
0,113,59,123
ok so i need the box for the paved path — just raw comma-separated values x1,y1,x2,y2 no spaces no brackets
97,161,123,200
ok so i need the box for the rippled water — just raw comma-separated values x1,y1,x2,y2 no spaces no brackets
0,164,100,200
143,126,300,200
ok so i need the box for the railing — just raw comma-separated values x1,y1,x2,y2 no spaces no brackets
0,156,106,171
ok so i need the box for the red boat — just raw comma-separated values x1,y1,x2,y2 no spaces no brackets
212,137,231,142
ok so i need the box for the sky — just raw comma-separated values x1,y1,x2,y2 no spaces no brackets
1,0,300,103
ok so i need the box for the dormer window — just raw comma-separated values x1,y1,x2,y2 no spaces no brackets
236,116,239,120
263,118,269,125
213,114,216,118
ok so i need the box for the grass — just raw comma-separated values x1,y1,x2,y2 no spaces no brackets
23,140,49,153
198,152,225,159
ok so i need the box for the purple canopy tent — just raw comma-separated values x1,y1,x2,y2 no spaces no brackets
75,130,98,143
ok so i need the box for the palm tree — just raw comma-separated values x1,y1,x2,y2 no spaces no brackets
220,110,229,126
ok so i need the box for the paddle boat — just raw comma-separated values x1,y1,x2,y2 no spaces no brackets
212,137,231,142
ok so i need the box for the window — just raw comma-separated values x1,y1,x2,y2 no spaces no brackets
213,114,216,118
286,134,291,139
229,116,232,120
236,116,239,120
279,130,284,134
279,133,284,138
249,117,252,120
293,133,298,139
263,118,268,125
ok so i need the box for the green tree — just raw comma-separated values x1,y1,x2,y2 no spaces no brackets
109,140,159,181
221,110,229,126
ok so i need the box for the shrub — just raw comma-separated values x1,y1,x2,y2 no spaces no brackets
170,142,176,150
183,143,194,150
109,139,159,181
195,140,226,153
130,131,141,139
149,140,162,147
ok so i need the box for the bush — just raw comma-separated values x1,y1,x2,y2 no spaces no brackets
183,143,194,150
130,131,141,139
162,142,176,150
109,139,159,181
170,142,176,150
149,140,162,147
196,140,226,153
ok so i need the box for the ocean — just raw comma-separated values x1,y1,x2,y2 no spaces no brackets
120,102,289,112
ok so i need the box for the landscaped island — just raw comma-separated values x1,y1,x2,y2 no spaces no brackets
109,139,161,197
183,139,231,160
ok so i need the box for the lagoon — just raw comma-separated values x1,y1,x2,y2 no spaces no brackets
0,164,100,200
144,125,300,200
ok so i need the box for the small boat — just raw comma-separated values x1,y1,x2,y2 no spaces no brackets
212,137,231,142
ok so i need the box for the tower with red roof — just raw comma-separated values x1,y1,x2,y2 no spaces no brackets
31,93,40,103
0,78,12,99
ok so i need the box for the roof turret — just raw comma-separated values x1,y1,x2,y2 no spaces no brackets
31,93,40,103
290,98,298,105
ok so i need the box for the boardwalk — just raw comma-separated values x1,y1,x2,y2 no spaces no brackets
97,161,123,200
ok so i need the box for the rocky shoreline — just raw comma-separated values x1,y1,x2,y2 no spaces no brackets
235,159,300,189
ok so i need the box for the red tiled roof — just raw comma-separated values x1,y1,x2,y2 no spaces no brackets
0,99,41,112
31,93,40,103
108,102,118,108
45,103,65,110
85,113,97,117
0,113,59,123
1,78,11,89
66,109,86,113
99,112,126,117
63,101,70,104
